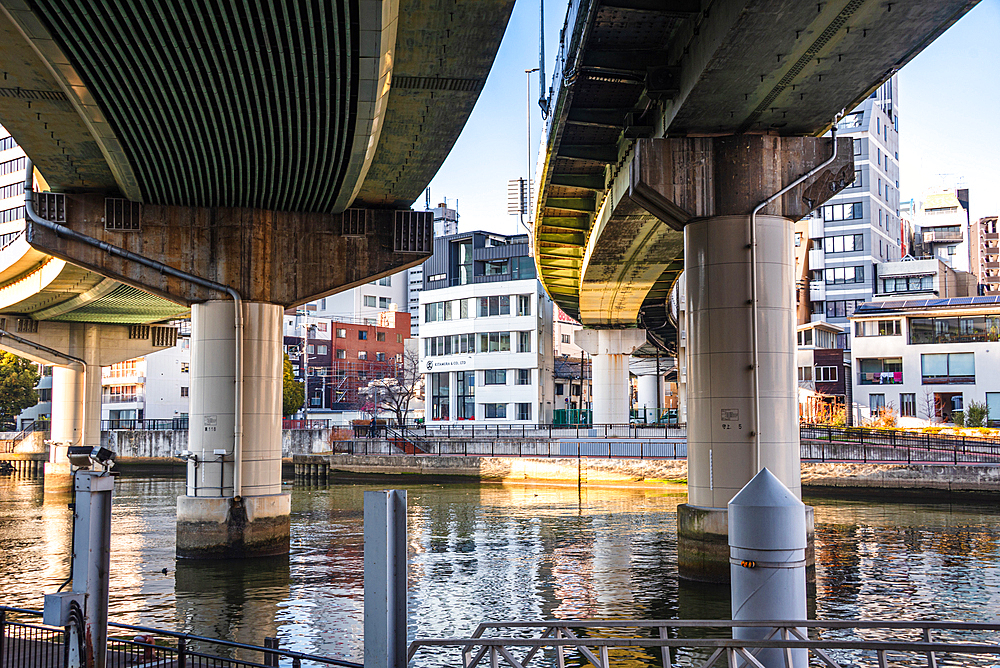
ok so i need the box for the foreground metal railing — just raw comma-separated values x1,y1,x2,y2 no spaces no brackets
1,606,361,668
408,620,1000,668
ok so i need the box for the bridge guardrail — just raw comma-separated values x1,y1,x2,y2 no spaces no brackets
0,606,360,668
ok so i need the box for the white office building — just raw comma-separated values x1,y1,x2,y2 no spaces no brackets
419,231,553,424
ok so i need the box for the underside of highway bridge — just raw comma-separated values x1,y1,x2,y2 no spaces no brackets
534,0,978,580
0,0,515,557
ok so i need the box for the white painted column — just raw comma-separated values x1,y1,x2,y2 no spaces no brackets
50,365,83,463
188,300,283,498
685,215,800,508
179,299,289,558
636,373,659,423
575,329,646,425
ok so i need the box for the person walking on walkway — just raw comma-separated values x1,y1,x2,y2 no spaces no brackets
369,416,378,439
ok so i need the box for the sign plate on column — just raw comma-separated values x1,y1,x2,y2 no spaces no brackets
721,408,739,421
204,415,217,432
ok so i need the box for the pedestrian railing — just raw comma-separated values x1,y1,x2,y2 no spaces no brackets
801,424,1000,464
101,418,189,431
336,438,687,460
408,619,1000,668
1,606,360,668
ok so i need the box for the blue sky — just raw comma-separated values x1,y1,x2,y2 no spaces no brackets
426,0,1000,232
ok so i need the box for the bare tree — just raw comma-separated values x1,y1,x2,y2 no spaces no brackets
361,345,423,428
920,390,937,423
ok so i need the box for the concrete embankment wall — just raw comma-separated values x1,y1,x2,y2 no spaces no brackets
297,453,1000,497
297,454,688,486
104,429,339,458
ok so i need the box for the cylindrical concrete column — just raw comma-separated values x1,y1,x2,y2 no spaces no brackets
575,329,647,425
50,365,84,460
636,373,659,423
177,300,290,559
678,215,807,582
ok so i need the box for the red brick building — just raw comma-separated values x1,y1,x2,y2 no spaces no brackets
283,310,411,412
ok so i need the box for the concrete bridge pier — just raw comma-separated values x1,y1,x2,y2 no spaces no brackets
176,300,290,559
575,329,646,424
0,320,177,491
635,372,660,423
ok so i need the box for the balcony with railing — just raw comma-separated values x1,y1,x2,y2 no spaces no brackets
102,392,145,404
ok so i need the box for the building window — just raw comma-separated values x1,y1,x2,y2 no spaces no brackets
858,358,902,384
797,367,813,382
517,295,532,316
825,266,865,285
364,295,376,307
815,366,838,382
484,369,507,385
317,345,328,355
855,320,901,337
484,403,507,419
376,332,386,342
825,300,865,318
180,362,189,373
853,138,862,155
336,349,346,359
180,386,189,397
516,403,531,421
881,275,933,294
337,328,346,338
479,295,511,317
948,245,957,256
821,202,863,222
376,352,385,361
909,316,1000,345
517,331,531,353
379,297,391,309
561,334,571,344
456,371,475,419
823,234,864,253
869,393,885,414
797,330,813,346
397,334,403,343
306,344,315,354
358,330,368,340
359,351,367,360
478,331,511,353
431,373,450,420
516,369,531,385
378,276,391,286
900,393,916,417
921,353,975,384
555,383,565,396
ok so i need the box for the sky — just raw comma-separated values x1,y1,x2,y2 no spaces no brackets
425,0,1000,233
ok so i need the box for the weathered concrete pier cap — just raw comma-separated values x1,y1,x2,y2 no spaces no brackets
729,468,807,668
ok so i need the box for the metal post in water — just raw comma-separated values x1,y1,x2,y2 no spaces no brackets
73,470,115,668
364,490,407,668
729,468,807,668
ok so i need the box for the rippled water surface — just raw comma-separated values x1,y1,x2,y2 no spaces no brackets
3,476,1000,665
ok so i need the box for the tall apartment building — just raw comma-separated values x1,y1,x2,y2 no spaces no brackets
406,201,459,337
972,216,1000,295
797,76,902,329
419,231,553,424
102,322,192,423
909,188,971,271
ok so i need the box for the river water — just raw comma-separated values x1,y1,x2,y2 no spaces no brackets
2,475,1000,665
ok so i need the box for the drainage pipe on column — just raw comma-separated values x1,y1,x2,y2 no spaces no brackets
22,161,245,497
748,118,841,471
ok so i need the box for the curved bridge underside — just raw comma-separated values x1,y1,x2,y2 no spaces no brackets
534,0,978,336
0,0,513,212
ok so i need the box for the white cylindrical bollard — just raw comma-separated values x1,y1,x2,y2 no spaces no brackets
729,468,807,668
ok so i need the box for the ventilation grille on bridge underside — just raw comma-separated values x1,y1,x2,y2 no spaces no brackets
16,318,37,334
105,198,141,230
342,209,369,236
394,211,432,253
35,192,65,223
151,326,177,348
0,87,68,101
393,76,484,92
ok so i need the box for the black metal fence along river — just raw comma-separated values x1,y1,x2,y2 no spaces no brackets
3,476,1000,666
